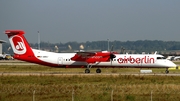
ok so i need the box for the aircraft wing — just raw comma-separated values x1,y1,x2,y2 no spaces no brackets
71,51,113,63
76,52,96,57
71,52,96,61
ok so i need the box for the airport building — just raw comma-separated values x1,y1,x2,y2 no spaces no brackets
0,40,6,54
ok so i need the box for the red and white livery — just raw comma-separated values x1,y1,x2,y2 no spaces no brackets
5,30,176,73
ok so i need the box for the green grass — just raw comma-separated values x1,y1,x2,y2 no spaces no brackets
0,65,180,74
1,64,180,101
1,75,180,101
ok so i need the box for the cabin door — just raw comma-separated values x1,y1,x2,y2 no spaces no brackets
58,57,63,65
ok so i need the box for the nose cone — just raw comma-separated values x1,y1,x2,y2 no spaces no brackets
168,61,177,68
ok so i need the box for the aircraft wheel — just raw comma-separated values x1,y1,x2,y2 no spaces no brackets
165,70,169,74
96,68,101,73
85,69,90,73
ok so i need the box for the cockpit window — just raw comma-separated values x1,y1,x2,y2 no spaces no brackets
157,57,166,59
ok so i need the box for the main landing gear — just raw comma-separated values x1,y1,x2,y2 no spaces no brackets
85,68,90,73
165,68,169,74
96,68,101,73
85,65,101,73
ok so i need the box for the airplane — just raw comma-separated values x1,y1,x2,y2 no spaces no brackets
4,30,177,74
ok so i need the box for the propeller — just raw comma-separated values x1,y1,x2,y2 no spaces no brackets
109,45,116,65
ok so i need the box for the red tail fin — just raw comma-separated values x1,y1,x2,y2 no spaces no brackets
5,30,35,61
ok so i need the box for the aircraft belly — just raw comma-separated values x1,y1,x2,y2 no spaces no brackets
70,62,87,66
97,62,139,67
38,58,57,64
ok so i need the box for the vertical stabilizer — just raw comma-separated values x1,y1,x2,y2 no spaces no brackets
5,30,35,61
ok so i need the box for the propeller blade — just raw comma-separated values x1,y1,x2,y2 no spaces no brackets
110,53,116,65
109,45,115,65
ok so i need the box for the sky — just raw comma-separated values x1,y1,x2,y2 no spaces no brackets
0,0,180,43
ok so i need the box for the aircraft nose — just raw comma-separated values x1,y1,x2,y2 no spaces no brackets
168,62,177,68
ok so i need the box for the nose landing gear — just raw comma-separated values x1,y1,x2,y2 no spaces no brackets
165,68,169,74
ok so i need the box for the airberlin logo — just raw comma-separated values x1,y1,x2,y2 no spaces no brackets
9,35,27,54
118,56,155,64
15,42,24,50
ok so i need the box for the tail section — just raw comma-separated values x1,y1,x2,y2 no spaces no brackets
5,30,35,61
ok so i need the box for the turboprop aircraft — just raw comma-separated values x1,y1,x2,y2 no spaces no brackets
4,30,176,74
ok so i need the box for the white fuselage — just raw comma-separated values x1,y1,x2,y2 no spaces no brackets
32,49,176,68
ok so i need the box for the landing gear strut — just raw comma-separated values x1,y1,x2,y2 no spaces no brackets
165,68,169,74
84,65,102,73
85,65,92,73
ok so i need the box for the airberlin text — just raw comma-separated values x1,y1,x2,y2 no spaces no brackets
82,56,103,59
118,56,154,64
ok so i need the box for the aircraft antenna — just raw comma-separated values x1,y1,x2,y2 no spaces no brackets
110,45,116,65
